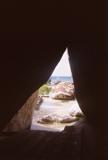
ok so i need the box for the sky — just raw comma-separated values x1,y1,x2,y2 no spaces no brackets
51,48,72,77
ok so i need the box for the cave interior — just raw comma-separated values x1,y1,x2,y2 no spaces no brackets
0,1,107,160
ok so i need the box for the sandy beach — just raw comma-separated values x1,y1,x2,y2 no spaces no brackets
31,97,82,132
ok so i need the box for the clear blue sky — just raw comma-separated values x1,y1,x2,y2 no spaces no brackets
51,48,72,77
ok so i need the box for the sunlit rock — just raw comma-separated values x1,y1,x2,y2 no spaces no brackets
3,91,39,132
50,82,75,100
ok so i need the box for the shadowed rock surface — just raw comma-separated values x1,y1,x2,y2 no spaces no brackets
0,1,107,160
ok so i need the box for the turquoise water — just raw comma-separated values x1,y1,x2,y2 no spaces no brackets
49,76,73,83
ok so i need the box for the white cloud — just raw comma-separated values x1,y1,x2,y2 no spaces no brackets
51,48,72,77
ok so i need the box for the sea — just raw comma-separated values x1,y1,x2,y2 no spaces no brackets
49,76,73,83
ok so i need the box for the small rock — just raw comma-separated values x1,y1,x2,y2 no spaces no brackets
60,116,79,123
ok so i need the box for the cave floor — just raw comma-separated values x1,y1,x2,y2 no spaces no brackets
31,97,82,132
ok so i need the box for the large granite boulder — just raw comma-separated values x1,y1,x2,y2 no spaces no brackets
50,82,75,100
37,113,79,124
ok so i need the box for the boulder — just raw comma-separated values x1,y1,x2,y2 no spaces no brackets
50,82,75,100
37,115,55,124
37,113,79,124
60,116,79,123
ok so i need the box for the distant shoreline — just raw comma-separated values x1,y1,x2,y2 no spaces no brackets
49,76,73,82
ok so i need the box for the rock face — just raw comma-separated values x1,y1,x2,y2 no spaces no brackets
50,82,75,100
0,4,106,160
35,96,43,109
3,91,39,132
37,113,80,124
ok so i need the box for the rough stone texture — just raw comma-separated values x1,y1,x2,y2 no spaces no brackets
37,114,79,124
0,120,98,160
50,82,75,100
3,91,38,131
0,1,107,160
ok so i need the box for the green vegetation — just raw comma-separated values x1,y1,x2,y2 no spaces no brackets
39,84,51,96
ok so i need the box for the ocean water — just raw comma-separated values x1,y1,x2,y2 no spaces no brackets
49,76,73,83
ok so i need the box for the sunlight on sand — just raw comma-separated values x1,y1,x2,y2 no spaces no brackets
31,97,83,132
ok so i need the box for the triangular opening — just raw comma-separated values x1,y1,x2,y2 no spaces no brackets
31,48,84,132
3,48,84,132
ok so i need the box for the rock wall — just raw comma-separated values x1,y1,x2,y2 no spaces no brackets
0,2,107,159
3,91,38,132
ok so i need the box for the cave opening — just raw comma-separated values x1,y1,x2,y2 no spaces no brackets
31,49,84,132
